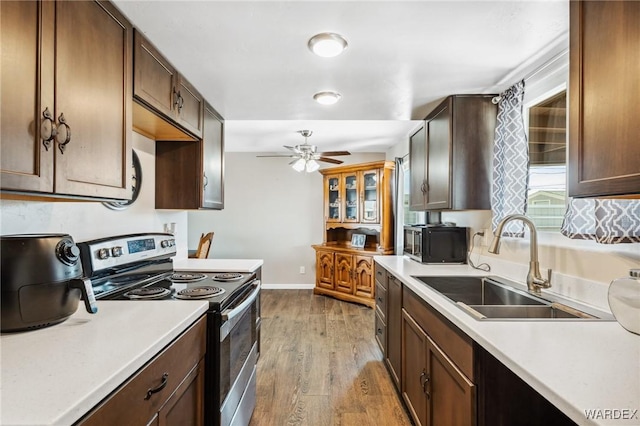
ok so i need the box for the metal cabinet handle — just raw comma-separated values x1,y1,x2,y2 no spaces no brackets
203,173,208,188
173,89,183,112
55,113,71,154
144,373,169,400
377,328,383,335
420,370,431,399
40,107,57,150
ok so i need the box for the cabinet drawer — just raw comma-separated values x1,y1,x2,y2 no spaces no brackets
375,263,387,289
403,287,474,380
375,310,386,355
375,282,387,320
79,316,207,425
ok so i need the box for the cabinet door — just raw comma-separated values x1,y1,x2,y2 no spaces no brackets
360,169,380,223
568,0,640,197
133,30,177,120
175,76,204,139
325,174,342,222
409,126,427,211
158,361,205,426
353,255,373,297
0,0,54,193
343,172,359,222
202,103,224,209
425,101,451,210
54,0,132,199
386,275,402,389
402,310,428,426
315,250,334,290
426,336,475,426
334,253,354,294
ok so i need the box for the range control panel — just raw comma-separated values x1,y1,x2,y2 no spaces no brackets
78,233,176,276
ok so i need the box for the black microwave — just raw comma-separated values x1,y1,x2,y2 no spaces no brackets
403,225,468,264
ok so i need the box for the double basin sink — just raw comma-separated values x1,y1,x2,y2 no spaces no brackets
413,275,613,321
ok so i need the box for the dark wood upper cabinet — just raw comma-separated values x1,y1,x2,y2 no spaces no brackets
155,102,224,210
1,0,132,200
202,102,224,209
568,0,640,198
410,95,497,211
133,30,204,139
409,126,427,211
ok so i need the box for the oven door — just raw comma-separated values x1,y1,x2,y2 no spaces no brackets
219,281,260,426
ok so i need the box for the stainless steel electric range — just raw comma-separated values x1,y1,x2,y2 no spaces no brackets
78,233,260,426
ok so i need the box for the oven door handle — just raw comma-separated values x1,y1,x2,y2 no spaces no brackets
222,281,261,321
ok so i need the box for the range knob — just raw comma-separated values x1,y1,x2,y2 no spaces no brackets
169,239,176,247
56,239,80,266
97,248,110,260
161,240,169,248
111,246,123,257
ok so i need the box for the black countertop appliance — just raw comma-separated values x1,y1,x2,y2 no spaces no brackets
1,234,97,332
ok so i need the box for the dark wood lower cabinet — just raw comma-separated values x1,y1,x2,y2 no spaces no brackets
386,275,402,390
402,310,428,426
77,316,206,426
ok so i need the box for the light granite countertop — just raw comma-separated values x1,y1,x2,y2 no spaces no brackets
0,300,209,426
374,255,640,426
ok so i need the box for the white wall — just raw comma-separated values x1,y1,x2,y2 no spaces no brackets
187,152,385,285
0,133,189,254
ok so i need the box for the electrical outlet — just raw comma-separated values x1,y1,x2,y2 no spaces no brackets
299,266,306,274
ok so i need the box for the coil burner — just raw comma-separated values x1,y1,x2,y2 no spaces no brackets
174,286,226,300
169,273,207,283
212,273,244,282
124,287,171,300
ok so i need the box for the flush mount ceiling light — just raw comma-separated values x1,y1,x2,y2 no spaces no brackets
308,32,348,58
313,91,342,105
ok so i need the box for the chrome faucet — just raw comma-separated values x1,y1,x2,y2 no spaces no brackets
488,214,552,294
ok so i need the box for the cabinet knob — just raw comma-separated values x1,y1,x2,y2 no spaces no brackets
55,113,71,154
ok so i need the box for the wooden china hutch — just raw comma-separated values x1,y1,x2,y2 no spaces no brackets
313,161,395,308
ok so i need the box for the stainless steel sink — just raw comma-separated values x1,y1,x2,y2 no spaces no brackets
413,276,547,306
412,275,613,321
457,304,595,320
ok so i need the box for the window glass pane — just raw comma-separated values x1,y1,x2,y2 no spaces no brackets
526,91,567,232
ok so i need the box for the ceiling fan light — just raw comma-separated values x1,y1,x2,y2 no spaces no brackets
292,158,306,172
305,159,320,173
313,91,341,105
308,33,348,58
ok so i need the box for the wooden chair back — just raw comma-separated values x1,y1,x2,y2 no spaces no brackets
191,232,214,259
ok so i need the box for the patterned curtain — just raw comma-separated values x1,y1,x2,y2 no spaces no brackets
491,80,529,237
561,199,640,244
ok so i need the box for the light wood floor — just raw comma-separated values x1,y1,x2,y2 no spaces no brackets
249,290,412,426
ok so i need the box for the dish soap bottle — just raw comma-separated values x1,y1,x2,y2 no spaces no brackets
608,269,640,335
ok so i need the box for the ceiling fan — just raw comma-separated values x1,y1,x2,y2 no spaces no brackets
257,130,350,172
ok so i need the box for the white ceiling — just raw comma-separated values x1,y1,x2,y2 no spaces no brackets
113,0,569,153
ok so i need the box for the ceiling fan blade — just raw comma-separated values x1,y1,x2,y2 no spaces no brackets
317,151,351,156
318,157,343,164
256,154,298,158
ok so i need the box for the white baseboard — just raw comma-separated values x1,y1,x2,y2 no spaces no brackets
261,283,315,290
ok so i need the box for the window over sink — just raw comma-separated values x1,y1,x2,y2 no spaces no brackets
526,89,567,232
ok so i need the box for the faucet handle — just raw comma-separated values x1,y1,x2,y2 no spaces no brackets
545,268,553,287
